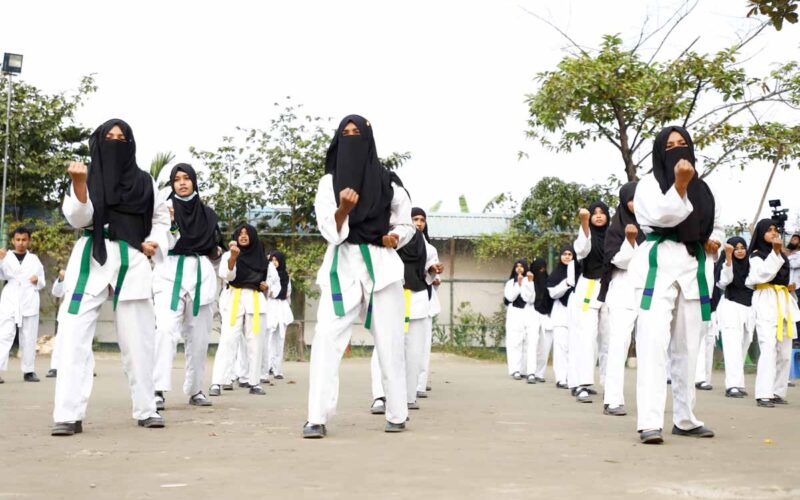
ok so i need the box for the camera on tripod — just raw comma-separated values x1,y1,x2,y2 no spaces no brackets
769,199,789,236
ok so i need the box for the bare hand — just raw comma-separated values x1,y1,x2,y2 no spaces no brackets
338,188,359,215
705,239,720,256
724,243,734,263
141,241,159,257
789,283,797,293
624,224,638,244
168,207,175,222
67,161,88,183
229,241,240,259
772,235,783,254
382,234,399,248
527,271,534,281
674,159,695,196
58,270,66,280
432,278,441,286
578,208,590,224
30,275,38,285
259,281,268,292
429,263,445,274
0,249,6,260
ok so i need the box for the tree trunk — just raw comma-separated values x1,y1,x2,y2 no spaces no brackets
749,147,782,234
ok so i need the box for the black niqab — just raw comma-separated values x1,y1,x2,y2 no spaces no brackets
651,126,715,252
723,236,753,306
325,115,396,246
530,257,553,315
748,219,790,286
169,163,221,257
598,183,643,302
86,119,154,265
228,224,269,290
504,258,528,309
398,229,428,292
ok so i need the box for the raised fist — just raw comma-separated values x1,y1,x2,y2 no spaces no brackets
68,161,88,183
578,208,590,224
339,188,359,215
674,159,695,188
229,241,240,259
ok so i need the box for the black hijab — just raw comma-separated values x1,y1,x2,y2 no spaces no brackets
398,229,428,293
504,258,528,309
598,183,643,302
530,257,553,315
723,236,753,307
325,115,396,246
228,224,269,290
580,201,609,279
86,119,154,265
547,246,579,306
411,207,430,242
270,250,290,300
749,219,790,286
651,126,715,253
169,163,221,257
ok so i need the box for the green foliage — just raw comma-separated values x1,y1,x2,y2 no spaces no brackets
525,22,800,181
430,302,507,360
0,75,96,218
483,192,517,214
429,200,442,213
458,195,469,213
381,151,412,171
747,0,799,30
149,151,175,189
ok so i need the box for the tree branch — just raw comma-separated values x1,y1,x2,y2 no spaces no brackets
519,5,591,57
646,0,699,64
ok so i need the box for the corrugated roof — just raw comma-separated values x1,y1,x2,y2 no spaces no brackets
427,212,512,238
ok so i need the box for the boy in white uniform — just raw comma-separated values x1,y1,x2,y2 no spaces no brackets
0,227,46,384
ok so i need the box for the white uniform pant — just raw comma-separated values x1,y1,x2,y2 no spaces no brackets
535,323,553,379
523,312,541,376
417,317,434,392
567,303,608,388
211,312,265,387
0,314,39,373
694,314,717,384
372,316,430,404
552,326,569,385
53,292,158,422
755,323,793,400
636,284,704,432
153,293,212,397
603,306,636,408
232,335,249,382
505,307,526,375
263,323,287,377
720,303,754,390
50,329,64,370
308,281,408,425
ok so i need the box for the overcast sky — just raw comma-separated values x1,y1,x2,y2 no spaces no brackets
3,0,799,231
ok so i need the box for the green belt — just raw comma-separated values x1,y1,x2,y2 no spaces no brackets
330,244,376,329
168,250,202,316
640,232,711,321
68,229,129,314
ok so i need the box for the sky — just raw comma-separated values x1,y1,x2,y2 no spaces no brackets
2,0,799,231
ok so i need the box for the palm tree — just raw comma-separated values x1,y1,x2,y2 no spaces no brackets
150,152,175,189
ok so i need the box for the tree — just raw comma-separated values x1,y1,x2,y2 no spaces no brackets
475,177,617,263
0,75,96,218
149,151,175,189
747,0,799,30
524,5,800,182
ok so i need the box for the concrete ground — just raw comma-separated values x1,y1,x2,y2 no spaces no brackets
1,353,798,499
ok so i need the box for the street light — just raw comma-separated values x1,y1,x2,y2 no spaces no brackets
2,53,23,247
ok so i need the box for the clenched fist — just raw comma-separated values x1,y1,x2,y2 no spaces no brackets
141,241,159,257
724,243,734,264
338,188,359,215
578,208,590,224
625,224,638,245
382,233,399,248
67,161,88,183
674,159,695,197
229,241,240,259
705,239,721,256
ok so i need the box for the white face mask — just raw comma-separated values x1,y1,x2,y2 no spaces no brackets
173,191,198,202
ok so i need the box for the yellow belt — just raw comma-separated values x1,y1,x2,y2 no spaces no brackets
755,284,795,341
403,289,412,333
230,286,261,335
581,279,596,312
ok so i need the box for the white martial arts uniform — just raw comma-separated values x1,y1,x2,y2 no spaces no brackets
534,311,554,380
49,278,66,372
568,230,610,389
371,242,437,404
152,230,219,398
307,175,414,427
522,279,541,377
504,278,530,376
746,251,800,401
715,266,755,391
210,254,279,388
263,280,294,378
630,174,724,432
602,240,638,409
0,251,46,374
53,182,170,424
417,241,441,393
548,262,576,386
694,311,719,385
